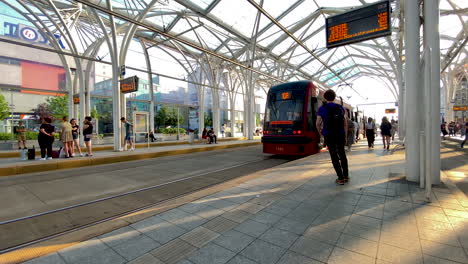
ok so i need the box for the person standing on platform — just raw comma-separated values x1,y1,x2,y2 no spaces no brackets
83,116,94,156
60,116,74,158
390,119,397,142
70,119,83,157
120,117,135,151
316,89,349,185
461,121,468,148
15,121,27,150
380,116,392,150
346,116,355,151
208,128,217,144
38,117,55,160
221,124,225,138
441,122,448,140
354,119,360,142
365,117,376,149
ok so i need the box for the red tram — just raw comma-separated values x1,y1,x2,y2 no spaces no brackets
262,81,352,156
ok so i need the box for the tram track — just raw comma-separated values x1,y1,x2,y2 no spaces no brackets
0,155,293,254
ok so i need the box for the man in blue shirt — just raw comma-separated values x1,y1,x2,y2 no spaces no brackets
316,89,349,185
120,117,135,151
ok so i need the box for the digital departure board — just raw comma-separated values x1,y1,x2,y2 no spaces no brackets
453,106,467,111
73,95,80,104
120,75,139,94
326,0,391,49
385,108,396,114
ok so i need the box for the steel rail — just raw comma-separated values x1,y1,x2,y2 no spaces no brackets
0,155,279,254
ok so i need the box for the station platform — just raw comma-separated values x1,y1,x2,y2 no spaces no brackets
0,138,260,177
3,140,467,264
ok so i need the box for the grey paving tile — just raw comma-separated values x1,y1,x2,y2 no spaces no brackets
380,231,421,252
290,236,334,262
310,216,348,232
57,238,110,264
240,239,286,264
176,260,195,264
348,214,382,229
234,219,270,237
336,233,378,258
131,216,187,244
111,234,160,261
274,217,310,235
342,222,381,242
202,216,238,233
276,251,321,264
303,225,342,245
212,230,255,253
150,239,197,264
423,254,465,264
180,226,220,248
421,239,468,263
187,243,236,264
159,208,209,230
259,227,299,249
419,229,462,247
235,202,265,214
203,198,240,211
222,209,253,223
377,243,423,264
249,210,282,226
98,226,141,247
194,206,226,220
127,253,164,264
226,255,258,264
63,248,126,264
178,202,212,214
328,247,375,264
23,253,66,264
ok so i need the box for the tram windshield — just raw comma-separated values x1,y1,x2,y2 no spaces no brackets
265,89,304,133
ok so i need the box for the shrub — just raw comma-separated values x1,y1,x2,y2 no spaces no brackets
160,128,186,134
0,132,60,140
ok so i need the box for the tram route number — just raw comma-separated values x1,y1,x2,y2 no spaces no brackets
276,147,284,151
326,0,391,49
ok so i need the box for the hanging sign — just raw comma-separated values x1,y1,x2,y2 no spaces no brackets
453,106,467,111
326,0,391,49
385,108,396,114
73,94,80,104
120,76,139,94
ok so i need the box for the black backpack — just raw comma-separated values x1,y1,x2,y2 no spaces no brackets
324,104,345,136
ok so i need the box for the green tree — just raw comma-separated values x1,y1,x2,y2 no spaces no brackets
155,105,169,128
31,103,50,123
0,94,9,120
46,95,68,120
204,111,213,128
166,107,184,127
90,108,99,119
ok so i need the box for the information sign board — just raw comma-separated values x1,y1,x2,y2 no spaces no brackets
73,95,80,104
120,76,139,94
385,108,396,114
453,106,467,111
326,0,391,49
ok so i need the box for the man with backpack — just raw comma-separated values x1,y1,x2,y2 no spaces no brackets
316,89,349,185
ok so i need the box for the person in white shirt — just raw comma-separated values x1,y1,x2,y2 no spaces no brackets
365,117,376,149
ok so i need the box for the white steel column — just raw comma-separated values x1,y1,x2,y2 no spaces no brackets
404,0,421,182
424,0,441,184
140,40,155,132
107,0,121,151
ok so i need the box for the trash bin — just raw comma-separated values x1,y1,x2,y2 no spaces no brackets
189,132,194,144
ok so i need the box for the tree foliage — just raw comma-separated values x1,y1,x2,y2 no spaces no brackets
46,95,68,120
155,105,184,128
204,111,213,128
31,103,50,123
0,94,9,120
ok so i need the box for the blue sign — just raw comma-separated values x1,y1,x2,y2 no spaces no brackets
3,22,66,49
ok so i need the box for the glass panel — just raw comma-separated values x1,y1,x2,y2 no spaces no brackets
210,0,259,37
264,89,305,134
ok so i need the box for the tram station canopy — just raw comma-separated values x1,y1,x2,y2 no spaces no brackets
2,0,467,100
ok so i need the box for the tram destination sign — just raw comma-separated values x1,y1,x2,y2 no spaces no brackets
120,76,139,94
326,0,391,49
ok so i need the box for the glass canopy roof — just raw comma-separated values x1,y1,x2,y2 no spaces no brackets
1,0,467,97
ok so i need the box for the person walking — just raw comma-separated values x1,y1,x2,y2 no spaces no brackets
441,122,448,140
390,119,397,142
346,116,355,151
83,116,93,156
380,116,392,150
60,116,74,158
365,117,376,149
120,117,135,151
15,121,27,150
461,121,468,148
38,117,55,160
355,119,360,142
221,124,225,138
316,89,349,185
448,122,455,137
70,118,83,157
